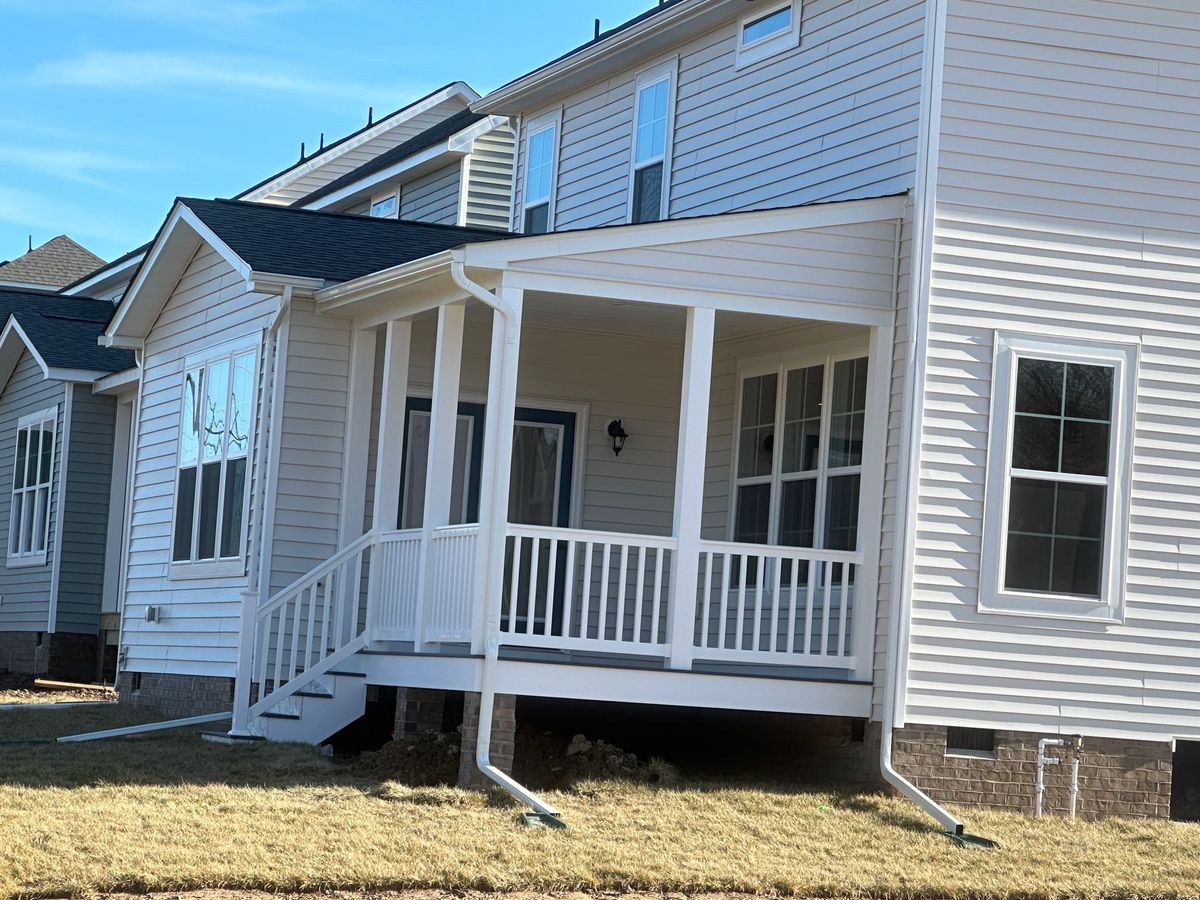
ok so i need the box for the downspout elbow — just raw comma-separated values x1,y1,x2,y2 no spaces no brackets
450,254,517,320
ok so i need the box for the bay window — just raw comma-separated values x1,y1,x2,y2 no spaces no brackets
629,61,676,225
981,334,1137,621
732,352,868,557
172,345,257,573
8,407,56,567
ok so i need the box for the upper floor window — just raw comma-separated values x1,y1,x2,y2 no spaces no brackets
732,352,869,556
629,61,676,225
172,344,257,575
8,406,56,567
523,111,560,235
736,1,802,69
371,192,398,219
980,334,1137,622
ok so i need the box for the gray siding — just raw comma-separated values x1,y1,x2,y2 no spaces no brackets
400,162,462,225
56,385,117,633
514,0,924,231
464,127,515,230
0,353,63,632
907,0,1200,742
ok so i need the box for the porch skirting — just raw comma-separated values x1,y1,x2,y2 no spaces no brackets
117,672,234,720
892,725,1173,820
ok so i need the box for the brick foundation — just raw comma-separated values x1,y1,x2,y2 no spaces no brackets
892,725,1173,820
394,687,448,739
458,692,516,789
788,716,884,786
117,671,234,719
0,631,98,681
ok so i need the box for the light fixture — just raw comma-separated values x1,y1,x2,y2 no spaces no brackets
607,419,629,456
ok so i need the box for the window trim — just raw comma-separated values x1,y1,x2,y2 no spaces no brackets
735,1,802,70
168,337,260,582
7,405,58,569
370,191,400,219
520,107,562,234
626,57,678,225
980,333,1138,623
728,339,870,551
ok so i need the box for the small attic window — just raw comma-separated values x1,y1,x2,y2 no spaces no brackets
737,2,801,69
371,193,398,219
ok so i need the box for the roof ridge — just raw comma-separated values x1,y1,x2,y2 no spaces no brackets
182,196,511,236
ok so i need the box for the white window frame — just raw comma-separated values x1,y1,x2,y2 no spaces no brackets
7,405,57,568
728,340,870,552
735,1,802,70
370,191,399,219
626,58,678,225
520,108,562,234
979,333,1138,623
169,338,260,581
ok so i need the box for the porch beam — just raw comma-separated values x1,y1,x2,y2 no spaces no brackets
666,306,716,670
340,326,378,545
415,301,467,651
853,322,894,682
496,270,894,327
371,319,412,532
474,286,523,656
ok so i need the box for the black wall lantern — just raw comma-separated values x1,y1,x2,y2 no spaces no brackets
607,419,629,456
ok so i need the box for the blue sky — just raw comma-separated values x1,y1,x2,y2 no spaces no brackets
0,0,653,264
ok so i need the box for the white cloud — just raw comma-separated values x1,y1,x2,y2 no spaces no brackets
33,50,391,102
0,185,144,251
0,146,157,189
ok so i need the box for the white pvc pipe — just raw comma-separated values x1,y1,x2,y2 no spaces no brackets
450,256,559,819
58,712,231,743
1036,737,1066,818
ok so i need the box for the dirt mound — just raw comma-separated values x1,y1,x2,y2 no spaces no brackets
353,726,677,789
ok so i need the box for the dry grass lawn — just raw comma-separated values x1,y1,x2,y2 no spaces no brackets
1,704,1198,900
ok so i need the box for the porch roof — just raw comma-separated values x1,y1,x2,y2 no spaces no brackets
317,193,909,327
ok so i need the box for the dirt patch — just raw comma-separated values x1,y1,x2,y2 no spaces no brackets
0,674,115,706
353,726,677,789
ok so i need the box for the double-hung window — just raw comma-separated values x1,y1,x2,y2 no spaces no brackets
8,407,56,567
736,1,802,69
172,344,257,574
522,111,559,235
981,334,1137,622
629,61,676,225
732,352,869,557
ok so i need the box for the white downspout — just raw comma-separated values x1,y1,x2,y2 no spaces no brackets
450,255,560,820
879,0,964,837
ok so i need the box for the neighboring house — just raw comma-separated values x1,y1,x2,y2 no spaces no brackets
0,289,135,680
0,236,105,290
104,0,1200,828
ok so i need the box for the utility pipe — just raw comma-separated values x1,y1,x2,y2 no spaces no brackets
450,255,560,820
1035,737,1066,818
1069,737,1082,820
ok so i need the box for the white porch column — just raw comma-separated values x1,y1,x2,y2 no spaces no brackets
473,286,523,656
853,322,893,681
415,301,467,651
371,320,412,532
340,325,378,545
666,306,716,670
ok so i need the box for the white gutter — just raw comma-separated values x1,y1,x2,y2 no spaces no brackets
879,0,962,837
449,254,558,820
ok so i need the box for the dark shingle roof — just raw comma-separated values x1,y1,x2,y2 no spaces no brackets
488,0,690,96
182,197,514,284
234,82,470,201
295,109,488,208
0,236,106,288
0,288,135,374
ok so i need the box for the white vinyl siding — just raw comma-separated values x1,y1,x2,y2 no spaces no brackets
907,0,1200,742
122,246,276,678
515,0,924,230
464,127,516,230
399,162,462,226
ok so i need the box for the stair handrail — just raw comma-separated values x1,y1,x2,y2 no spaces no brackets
255,529,381,622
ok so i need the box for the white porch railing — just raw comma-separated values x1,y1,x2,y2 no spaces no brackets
695,540,860,669
369,529,423,641
501,524,676,656
249,529,376,717
426,524,480,642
